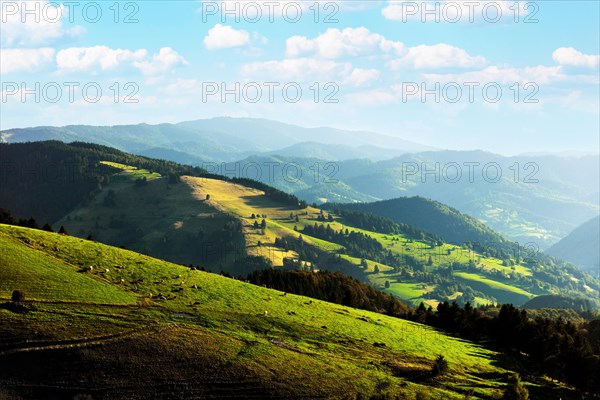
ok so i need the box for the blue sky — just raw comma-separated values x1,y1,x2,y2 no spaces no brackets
1,0,598,155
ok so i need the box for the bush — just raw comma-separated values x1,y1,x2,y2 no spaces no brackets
11,290,25,304
415,389,431,400
431,355,449,377
501,373,529,400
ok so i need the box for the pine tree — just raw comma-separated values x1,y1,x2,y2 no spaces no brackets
431,355,449,377
501,373,529,400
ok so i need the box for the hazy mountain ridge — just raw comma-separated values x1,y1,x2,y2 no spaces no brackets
223,152,599,249
546,216,600,276
2,119,597,249
1,117,434,163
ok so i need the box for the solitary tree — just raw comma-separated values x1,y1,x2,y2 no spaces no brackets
11,290,25,304
501,373,529,400
431,355,449,377
58,226,68,235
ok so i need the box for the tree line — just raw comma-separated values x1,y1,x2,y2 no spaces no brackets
408,301,600,393
244,264,599,394
246,268,411,316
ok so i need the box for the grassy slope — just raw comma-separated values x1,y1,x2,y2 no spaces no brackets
0,225,576,399
56,164,243,268
55,167,577,308
189,178,540,306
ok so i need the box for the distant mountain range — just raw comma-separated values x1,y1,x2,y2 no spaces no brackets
546,216,600,276
1,117,435,162
2,118,598,249
222,152,599,249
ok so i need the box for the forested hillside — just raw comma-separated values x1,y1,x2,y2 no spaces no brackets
325,197,507,247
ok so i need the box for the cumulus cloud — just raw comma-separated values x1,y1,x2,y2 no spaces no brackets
133,47,188,75
286,27,405,59
0,47,55,73
552,47,600,68
389,43,486,69
285,28,482,70
56,46,186,75
344,68,380,87
204,24,250,50
56,46,147,72
0,0,84,46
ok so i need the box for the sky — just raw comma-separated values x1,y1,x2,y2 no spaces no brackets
1,0,599,155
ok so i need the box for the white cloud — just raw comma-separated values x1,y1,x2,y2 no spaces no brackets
286,27,404,59
0,47,55,73
204,24,250,50
389,43,486,69
55,46,186,75
0,0,84,46
133,47,188,75
56,46,147,72
552,47,600,68
344,68,380,87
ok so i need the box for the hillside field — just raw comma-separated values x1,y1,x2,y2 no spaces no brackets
0,225,581,399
